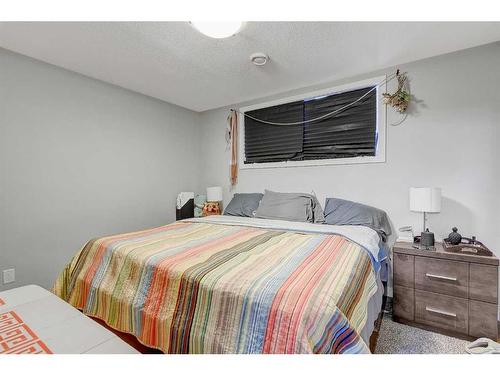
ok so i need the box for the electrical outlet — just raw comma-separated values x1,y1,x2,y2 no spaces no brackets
3,269,15,284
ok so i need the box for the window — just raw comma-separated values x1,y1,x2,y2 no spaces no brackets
239,77,386,169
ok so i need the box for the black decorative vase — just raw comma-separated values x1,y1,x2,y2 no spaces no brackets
421,228,435,248
448,227,462,245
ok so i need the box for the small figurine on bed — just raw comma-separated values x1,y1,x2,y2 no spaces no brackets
202,201,221,216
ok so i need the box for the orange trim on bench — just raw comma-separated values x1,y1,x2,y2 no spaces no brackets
0,311,52,354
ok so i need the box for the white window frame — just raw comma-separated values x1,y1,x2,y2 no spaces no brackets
238,76,387,169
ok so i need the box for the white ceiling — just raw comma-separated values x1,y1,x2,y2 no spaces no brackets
1,22,499,112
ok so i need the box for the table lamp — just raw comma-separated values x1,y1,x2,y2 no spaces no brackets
203,186,223,216
409,187,441,247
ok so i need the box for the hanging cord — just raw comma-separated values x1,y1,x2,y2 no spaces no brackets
390,112,408,127
230,72,398,127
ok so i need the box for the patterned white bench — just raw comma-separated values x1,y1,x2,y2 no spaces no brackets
0,285,139,354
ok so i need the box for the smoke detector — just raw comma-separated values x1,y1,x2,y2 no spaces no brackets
250,52,269,66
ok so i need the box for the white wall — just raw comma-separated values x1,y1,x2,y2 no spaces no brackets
0,48,201,291
198,42,500,298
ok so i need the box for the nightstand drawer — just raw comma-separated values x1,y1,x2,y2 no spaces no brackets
469,263,498,303
415,257,468,298
415,290,468,334
394,252,414,288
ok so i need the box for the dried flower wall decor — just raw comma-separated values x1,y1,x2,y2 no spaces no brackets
382,70,410,113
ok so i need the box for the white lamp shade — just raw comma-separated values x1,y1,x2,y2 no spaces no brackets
409,187,441,213
206,186,223,202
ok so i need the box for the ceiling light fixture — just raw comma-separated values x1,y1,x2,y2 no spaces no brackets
250,52,269,66
190,22,245,39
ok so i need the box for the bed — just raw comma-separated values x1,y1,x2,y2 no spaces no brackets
53,215,386,354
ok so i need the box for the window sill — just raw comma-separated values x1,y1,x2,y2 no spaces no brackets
240,154,386,170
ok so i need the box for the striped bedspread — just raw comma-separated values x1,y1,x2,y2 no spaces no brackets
53,218,378,354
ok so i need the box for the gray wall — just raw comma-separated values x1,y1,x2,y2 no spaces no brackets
198,42,500,300
0,48,201,291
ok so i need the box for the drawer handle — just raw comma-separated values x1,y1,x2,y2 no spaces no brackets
425,306,457,317
425,273,457,282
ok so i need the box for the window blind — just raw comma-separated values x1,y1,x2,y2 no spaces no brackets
244,86,377,164
303,87,376,159
244,100,304,163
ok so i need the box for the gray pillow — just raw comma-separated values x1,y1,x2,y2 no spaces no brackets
323,198,392,241
255,190,325,223
311,195,326,224
223,193,263,217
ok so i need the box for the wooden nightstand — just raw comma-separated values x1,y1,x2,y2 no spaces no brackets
392,241,499,340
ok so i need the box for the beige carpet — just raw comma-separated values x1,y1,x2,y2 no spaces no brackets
374,316,471,354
